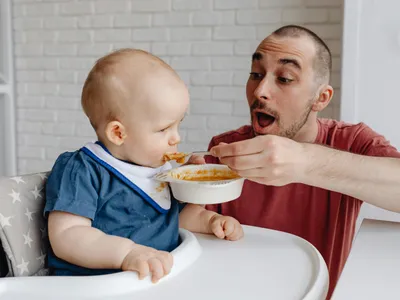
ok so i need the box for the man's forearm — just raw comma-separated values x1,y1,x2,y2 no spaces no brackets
303,143,400,212
179,204,217,233
52,226,135,270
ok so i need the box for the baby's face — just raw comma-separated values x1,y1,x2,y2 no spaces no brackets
121,75,189,168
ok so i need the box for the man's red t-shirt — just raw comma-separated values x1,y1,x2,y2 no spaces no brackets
205,119,400,299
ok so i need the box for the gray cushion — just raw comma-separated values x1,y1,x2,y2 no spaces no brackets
0,173,50,276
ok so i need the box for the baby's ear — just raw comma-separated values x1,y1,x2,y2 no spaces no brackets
105,121,127,146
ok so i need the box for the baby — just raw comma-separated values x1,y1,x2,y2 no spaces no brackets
44,49,243,283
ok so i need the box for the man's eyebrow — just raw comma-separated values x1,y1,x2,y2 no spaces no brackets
252,52,262,61
278,58,301,70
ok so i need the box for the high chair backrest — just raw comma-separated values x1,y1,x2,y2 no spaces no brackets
0,172,50,277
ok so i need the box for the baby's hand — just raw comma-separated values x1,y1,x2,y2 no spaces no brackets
209,214,244,241
121,244,173,283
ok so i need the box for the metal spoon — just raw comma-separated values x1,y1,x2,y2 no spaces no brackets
164,151,211,164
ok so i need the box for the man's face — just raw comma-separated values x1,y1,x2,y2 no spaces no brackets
246,35,319,138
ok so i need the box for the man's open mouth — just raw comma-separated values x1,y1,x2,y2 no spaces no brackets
256,112,276,128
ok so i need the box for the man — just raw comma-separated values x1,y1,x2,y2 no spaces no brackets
197,25,400,299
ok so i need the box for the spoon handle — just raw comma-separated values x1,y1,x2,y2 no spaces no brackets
190,151,211,156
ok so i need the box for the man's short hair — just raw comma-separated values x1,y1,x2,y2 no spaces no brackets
272,25,332,84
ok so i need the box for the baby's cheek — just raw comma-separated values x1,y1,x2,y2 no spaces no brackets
147,143,167,160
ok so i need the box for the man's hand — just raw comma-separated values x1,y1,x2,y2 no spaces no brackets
121,244,173,283
210,134,400,213
209,214,244,241
210,135,308,186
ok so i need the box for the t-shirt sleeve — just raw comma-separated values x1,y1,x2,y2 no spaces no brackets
352,124,400,158
177,201,187,213
44,152,100,220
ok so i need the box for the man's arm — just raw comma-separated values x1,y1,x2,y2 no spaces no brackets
210,135,400,213
303,143,400,212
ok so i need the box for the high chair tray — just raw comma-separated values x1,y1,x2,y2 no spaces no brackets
0,225,328,300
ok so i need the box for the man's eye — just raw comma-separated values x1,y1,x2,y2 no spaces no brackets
278,77,293,84
249,72,263,80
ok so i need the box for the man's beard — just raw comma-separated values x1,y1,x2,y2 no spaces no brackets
250,98,314,139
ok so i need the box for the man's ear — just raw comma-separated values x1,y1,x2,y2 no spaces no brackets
104,121,127,146
311,84,334,112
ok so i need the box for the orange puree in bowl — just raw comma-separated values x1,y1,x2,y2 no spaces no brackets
172,169,240,181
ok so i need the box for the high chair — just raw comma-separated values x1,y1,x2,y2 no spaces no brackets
0,172,329,300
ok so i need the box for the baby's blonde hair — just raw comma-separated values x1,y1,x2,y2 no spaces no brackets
81,48,173,131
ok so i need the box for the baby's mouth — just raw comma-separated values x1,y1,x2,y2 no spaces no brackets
256,112,276,128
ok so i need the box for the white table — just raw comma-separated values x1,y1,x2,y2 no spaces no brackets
332,219,400,299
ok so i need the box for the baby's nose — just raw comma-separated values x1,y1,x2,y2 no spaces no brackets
169,133,181,146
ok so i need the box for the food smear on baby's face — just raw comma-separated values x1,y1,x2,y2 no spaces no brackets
172,168,240,181
163,152,186,164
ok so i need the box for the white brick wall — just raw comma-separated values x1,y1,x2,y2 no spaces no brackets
12,0,343,174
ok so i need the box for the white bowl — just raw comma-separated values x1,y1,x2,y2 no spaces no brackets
154,164,245,205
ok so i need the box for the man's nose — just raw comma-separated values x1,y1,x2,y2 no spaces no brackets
254,76,272,101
